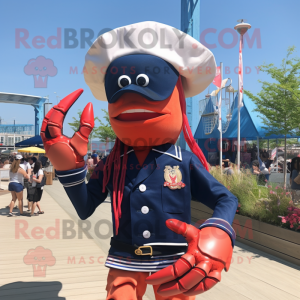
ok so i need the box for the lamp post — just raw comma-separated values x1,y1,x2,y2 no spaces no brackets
234,19,251,171
219,62,223,169
54,92,60,105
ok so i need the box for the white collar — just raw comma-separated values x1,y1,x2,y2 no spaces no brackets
120,145,182,162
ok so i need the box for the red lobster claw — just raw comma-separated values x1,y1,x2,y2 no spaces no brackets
146,219,233,297
41,89,94,171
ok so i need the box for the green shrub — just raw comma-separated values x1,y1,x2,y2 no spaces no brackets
210,167,293,227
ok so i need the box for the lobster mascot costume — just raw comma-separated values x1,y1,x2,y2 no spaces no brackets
41,22,238,300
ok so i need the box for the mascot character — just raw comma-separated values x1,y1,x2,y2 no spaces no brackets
41,21,238,300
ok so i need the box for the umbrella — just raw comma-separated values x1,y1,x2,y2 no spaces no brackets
15,135,43,147
18,147,45,154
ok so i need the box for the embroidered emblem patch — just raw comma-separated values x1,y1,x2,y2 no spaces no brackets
164,166,186,189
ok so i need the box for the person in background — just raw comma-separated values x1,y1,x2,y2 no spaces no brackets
252,160,260,174
258,156,270,181
29,156,37,168
223,159,234,175
7,155,29,217
21,156,31,171
287,159,292,173
4,159,15,209
2,160,10,169
252,160,266,185
26,156,38,210
91,153,100,165
0,161,3,168
29,160,45,216
290,157,300,204
265,157,273,170
263,149,269,160
215,160,225,169
6,155,32,209
20,156,32,212
40,153,50,167
86,155,94,181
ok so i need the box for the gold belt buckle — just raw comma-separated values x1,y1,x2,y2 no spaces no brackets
135,245,153,256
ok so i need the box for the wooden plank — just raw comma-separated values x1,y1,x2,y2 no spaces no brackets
236,237,300,267
0,188,111,300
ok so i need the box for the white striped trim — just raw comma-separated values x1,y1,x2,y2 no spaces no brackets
200,217,236,235
178,146,182,160
120,149,134,157
105,262,173,268
62,177,86,186
143,242,188,246
119,146,183,161
105,256,179,272
199,222,233,237
106,257,178,265
151,252,185,259
204,217,232,227
152,148,182,161
63,178,86,188
104,263,165,272
56,167,87,178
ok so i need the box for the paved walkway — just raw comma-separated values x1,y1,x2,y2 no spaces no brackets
0,180,299,300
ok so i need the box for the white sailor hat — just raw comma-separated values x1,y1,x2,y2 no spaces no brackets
84,21,216,102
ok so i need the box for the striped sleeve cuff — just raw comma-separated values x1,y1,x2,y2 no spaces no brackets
199,218,236,246
55,166,87,188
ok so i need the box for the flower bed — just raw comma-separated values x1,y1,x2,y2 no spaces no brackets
190,167,300,266
191,201,300,267
209,167,300,232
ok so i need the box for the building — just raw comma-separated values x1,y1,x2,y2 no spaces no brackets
0,124,34,146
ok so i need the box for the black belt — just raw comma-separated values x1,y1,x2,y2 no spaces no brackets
110,238,187,256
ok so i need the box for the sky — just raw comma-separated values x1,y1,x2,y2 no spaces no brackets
0,0,299,137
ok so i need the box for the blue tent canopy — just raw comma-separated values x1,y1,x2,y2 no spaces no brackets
15,135,43,147
194,94,300,161
195,94,300,140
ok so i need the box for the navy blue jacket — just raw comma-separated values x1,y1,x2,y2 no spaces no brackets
56,144,238,260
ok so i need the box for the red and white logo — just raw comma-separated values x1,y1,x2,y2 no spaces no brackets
164,166,186,190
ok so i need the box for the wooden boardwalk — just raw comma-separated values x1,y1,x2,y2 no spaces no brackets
0,180,299,300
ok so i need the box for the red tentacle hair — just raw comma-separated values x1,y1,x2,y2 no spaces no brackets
177,76,209,171
102,76,209,235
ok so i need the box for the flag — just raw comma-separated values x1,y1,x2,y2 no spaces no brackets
221,78,229,89
271,147,277,160
213,66,221,88
217,78,230,132
210,89,220,97
238,35,244,107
